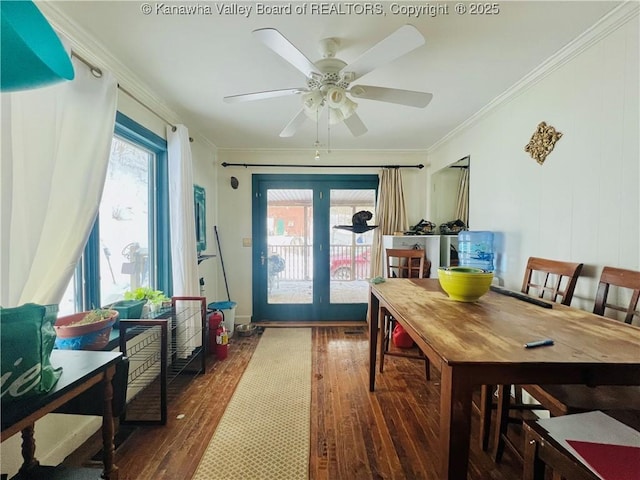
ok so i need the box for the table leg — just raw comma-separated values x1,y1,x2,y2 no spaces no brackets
439,366,474,480
18,424,39,474
101,365,119,480
479,384,494,451
368,291,380,392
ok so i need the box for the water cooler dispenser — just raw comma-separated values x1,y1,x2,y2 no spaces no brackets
457,231,494,272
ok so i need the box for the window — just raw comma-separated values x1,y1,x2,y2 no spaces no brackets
58,113,170,315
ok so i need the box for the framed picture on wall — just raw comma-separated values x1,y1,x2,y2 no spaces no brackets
194,184,206,252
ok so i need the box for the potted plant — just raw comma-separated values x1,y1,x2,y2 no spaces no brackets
124,287,170,313
54,308,119,350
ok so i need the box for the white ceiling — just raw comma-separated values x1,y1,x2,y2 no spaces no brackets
44,1,621,151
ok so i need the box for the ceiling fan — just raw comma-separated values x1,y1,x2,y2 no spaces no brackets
224,25,433,138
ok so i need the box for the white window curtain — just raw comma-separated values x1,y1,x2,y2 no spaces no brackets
370,168,409,278
166,125,200,353
0,58,117,307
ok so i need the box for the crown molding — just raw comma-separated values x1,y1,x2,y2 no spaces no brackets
427,1,639,155
217,147,428,154
36,1,218,153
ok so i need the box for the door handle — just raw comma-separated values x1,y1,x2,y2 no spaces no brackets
260,252,266,266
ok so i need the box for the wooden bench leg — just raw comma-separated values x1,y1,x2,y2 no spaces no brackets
523,431,545,480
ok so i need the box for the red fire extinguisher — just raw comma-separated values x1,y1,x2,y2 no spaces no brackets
215,323,229,360
208,310,224,355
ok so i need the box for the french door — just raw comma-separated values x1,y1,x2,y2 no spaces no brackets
252,174,378,322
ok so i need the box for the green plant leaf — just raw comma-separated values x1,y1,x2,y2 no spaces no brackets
124,287,169,305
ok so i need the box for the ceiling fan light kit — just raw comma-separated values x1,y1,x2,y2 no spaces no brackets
224,24,433,143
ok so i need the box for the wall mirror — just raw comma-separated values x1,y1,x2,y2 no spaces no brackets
431,156,470,228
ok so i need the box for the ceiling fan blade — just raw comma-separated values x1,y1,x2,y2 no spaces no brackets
349,85,433,108
279,109,308,137
340,25,425,81
253,28,320,79
343,112,368,137
224,88,306,103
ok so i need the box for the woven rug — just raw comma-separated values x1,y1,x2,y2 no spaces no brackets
192,328,312,480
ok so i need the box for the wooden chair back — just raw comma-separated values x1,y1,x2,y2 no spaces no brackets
385,248,425,279
593,266,640,324
521,257,584,306
381,248,431,381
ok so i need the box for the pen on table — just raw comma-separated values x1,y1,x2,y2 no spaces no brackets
524,339,554,349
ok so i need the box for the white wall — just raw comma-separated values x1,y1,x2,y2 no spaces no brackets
190,137,219,304
215,149,427,323
428,11,639,314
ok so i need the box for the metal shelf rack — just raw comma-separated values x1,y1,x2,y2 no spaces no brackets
118,296,207,425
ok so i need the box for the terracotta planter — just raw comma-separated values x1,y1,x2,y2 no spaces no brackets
54,310,118,350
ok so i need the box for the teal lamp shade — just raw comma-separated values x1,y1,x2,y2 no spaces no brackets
1,1,75,92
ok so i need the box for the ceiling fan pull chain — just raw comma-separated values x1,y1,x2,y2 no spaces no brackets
314,104,321,160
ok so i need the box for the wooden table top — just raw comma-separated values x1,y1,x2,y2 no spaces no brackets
370,278,640,367
2,350,123,433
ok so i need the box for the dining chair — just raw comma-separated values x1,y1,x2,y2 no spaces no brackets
478,257,584,455
379,248,431,380
491,265,640,465
592,265,640,324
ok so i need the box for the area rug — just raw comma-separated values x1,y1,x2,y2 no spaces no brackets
192,328,312,480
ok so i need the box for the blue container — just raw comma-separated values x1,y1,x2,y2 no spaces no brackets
457,231,494,272
208,301,237,337
107,300,146,326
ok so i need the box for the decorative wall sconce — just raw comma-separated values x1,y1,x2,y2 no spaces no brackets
524,121,563,165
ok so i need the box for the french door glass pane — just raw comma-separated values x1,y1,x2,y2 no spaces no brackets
267,189,313,304
99,136,154,305
329,189,376,304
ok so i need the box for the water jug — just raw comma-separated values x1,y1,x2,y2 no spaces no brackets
457,231,494,271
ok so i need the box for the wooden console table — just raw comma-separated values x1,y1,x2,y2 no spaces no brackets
1,350,123,480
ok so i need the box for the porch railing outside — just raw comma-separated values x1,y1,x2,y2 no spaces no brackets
268,245,372,281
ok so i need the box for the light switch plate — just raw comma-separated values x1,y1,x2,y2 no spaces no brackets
242,238,252,247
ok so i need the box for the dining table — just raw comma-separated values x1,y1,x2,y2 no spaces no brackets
367,278,640,480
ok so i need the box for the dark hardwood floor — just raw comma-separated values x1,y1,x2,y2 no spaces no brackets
66,326,525,479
